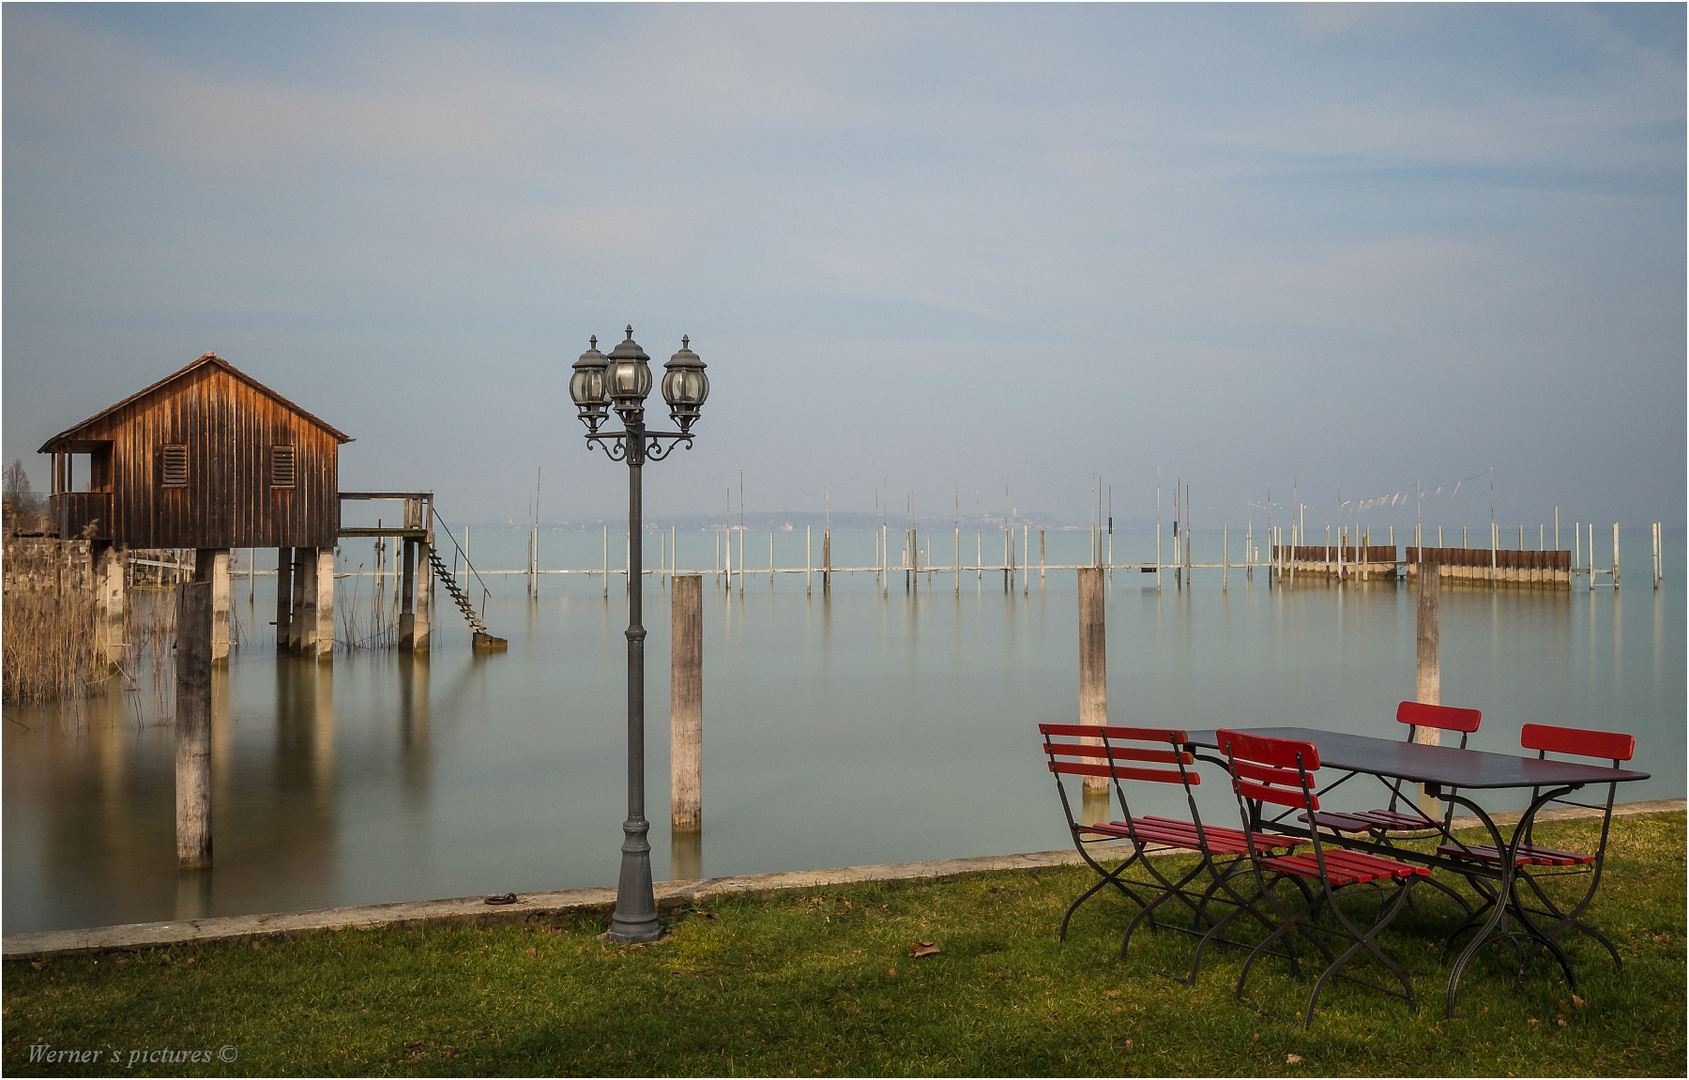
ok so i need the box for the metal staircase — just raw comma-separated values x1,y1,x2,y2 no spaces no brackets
427,545,489,636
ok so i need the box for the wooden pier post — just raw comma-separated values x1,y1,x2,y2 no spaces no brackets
822,529,831,594
1077,567,1108,795
671,575,703,832
176,570,214,868
211,549,231,664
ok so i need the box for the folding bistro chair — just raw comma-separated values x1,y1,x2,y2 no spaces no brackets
1218,728,1429,1028
1038,723,1299,982
1436,723,1636,986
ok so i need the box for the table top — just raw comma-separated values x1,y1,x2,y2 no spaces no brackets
1185,727,1649,790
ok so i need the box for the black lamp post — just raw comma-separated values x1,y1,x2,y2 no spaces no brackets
570,326,708,943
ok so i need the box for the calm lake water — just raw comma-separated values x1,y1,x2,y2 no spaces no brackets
4,527,1682,935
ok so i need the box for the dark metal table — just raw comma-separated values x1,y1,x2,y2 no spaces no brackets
1185,727,1650,1016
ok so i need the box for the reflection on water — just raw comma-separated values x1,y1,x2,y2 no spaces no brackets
4,530,1683,934
671,831,703,883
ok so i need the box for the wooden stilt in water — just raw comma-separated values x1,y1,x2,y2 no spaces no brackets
399,539,417,651
295,549,318,655
1077,566,1108,796
276,547,293,652
313,548,335,661
671,575,703,833
176,568,214,868
410,541,429,654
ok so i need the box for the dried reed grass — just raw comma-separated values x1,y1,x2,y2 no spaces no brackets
1,586,110,704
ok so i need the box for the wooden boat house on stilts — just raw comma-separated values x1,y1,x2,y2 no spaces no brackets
38,352,353,667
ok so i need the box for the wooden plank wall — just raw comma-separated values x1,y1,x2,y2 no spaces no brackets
71,366,339,549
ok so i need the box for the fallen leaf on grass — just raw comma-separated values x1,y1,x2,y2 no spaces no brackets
1556,1016,1568,1027
887,967,897,977
1124,1038,1132,1047
30,960,44,970
1572,995,1585,1008
1528,1018,1539,1025
1287,1054,1302,1064
1106,989,1121,998
526,947,538,959
909,941,940,958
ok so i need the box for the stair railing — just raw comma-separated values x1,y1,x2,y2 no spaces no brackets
429,508,494,622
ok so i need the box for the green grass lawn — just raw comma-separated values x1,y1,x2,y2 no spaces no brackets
5,813,1683,1077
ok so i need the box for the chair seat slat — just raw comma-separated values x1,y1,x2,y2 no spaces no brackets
1436,842,1594,867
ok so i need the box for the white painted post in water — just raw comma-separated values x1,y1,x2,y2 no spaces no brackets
1612,523,1620,588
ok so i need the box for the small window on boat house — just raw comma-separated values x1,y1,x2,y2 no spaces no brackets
162,444,188,487
272,445,296,488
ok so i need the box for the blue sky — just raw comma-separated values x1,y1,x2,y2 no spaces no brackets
4,4,1682,530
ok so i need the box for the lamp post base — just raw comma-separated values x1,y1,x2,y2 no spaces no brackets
605,815,663,943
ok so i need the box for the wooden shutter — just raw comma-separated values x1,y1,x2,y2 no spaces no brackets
162,445,187,487
272,445,296,488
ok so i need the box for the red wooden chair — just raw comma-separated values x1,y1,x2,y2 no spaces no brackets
1304,701,1481,836
1217,729,1429,1028
1436,723,1636,986
1038,723,1299,982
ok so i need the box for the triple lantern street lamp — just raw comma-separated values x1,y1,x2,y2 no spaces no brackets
569,326,709,943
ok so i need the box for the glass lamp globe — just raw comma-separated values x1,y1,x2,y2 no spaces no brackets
662,336,709,433
569,336,610,432
606,326,652,422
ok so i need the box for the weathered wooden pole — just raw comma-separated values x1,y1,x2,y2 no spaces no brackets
671,575,703,833
822,528,831,594
1416,558,1440,708
211,549,231,664
1415,552,1440,810
1078,566,1108,795
176,568,214,868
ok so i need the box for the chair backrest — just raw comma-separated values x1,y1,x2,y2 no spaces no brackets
1215,729,1320,812
1038,723,1194,787
1521,723,1635,766
1396,701,1481,748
